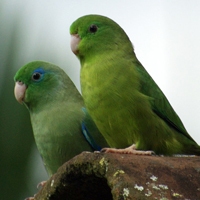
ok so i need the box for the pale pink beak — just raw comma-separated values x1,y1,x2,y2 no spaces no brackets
70,34,81,55
14,81,27,104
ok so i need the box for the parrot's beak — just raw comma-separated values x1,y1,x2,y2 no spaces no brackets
70,34,81,55
14,81,27,104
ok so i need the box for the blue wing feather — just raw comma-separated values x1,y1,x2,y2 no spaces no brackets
81,107,102,151
81,122,102,151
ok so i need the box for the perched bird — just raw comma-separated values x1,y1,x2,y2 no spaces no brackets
70,14,200,155
14,61,109,177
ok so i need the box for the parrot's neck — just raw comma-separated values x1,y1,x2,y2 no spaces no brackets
27,88,83,115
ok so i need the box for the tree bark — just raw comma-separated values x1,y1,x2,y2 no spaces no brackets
34,152,200,200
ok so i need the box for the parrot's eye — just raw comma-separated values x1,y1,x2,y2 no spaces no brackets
89,24,98,33
32,72,42,81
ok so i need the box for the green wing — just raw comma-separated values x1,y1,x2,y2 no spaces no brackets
82,108,109,149
135,60,196,143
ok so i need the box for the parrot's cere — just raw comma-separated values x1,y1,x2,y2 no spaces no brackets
14,61,109,176
70,14,200,155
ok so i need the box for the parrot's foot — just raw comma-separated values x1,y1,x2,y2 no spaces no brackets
25,195,35,200
101,144,155,155
37,181,47,189
24,181,47,200
94,150,101,153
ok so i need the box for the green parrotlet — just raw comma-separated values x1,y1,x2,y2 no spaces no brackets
14,61,109,177
70,14,200,156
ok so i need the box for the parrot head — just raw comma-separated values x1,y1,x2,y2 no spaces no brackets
70,14,132,60
14,61,73,110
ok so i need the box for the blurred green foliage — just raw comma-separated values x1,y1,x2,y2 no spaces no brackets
0,3,48,200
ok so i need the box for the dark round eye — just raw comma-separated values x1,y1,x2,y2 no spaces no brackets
32,72,42,81
89,24,98,33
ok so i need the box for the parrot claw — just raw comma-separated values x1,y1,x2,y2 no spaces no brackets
24,181,46,200
24,195,35,200
101,144,155,156
37,181,47,189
